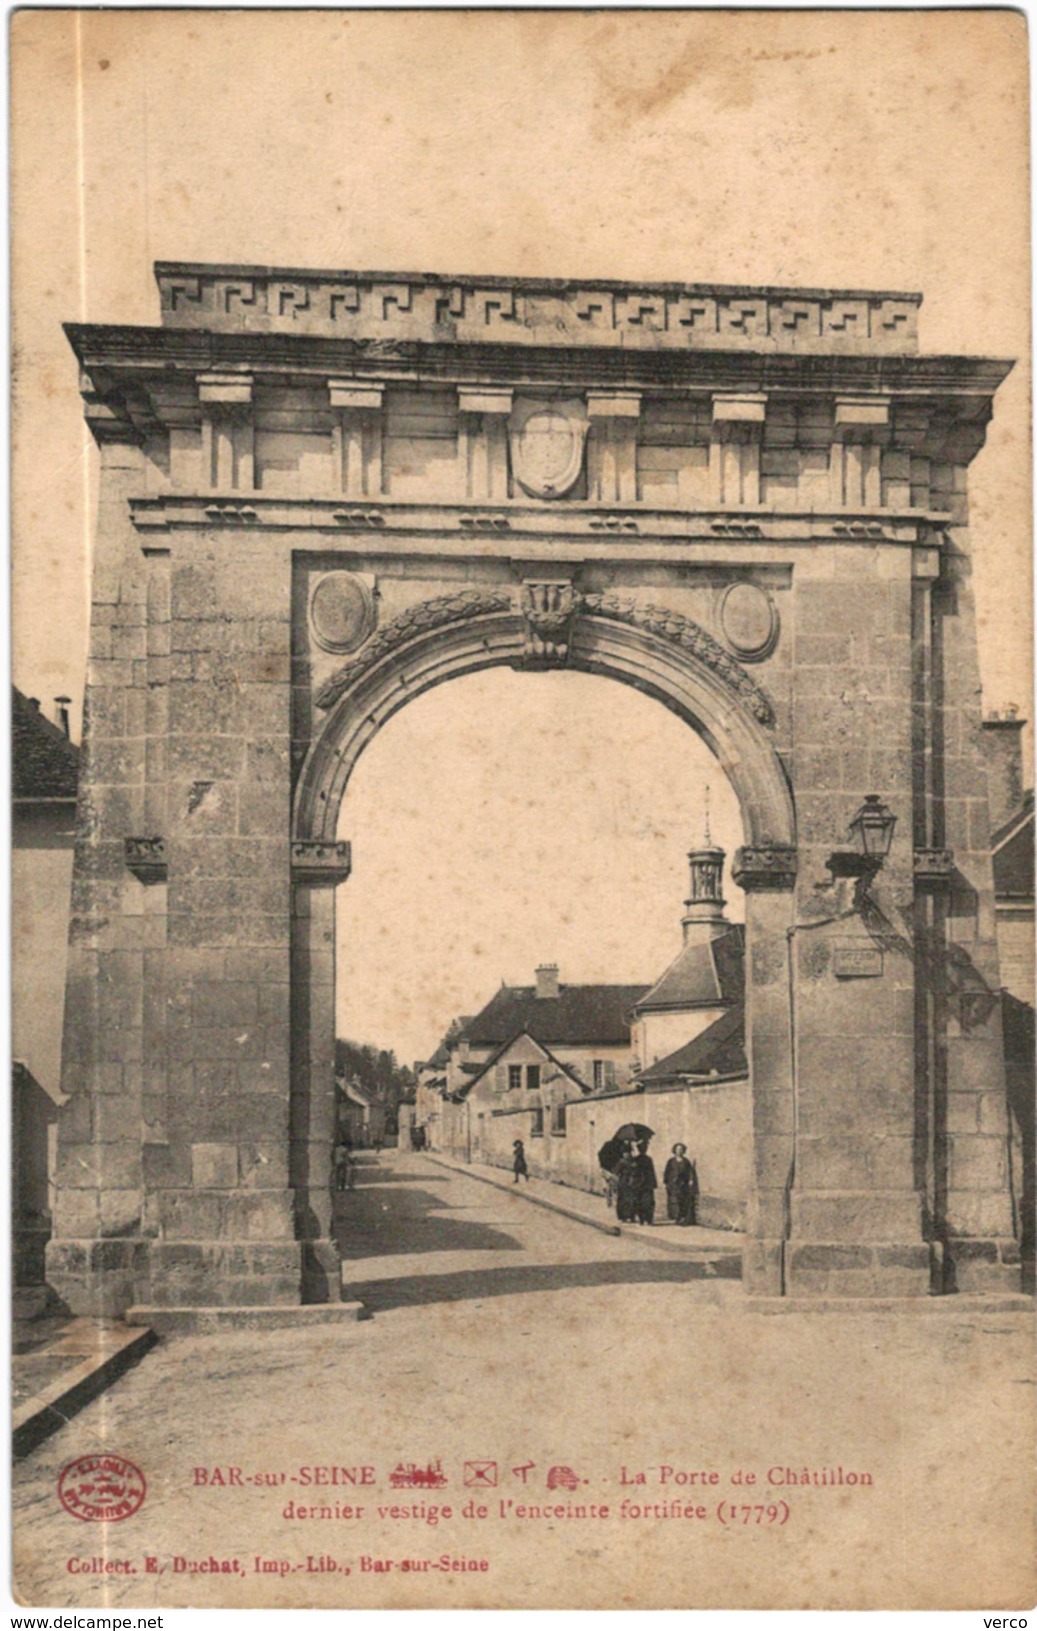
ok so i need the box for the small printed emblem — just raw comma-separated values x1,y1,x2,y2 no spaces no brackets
463,1459,499,1488
389,1459,447,1489
58,1454,146,1522
546,1465,582,1491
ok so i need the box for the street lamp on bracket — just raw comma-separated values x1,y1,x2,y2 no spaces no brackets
826,794,897,880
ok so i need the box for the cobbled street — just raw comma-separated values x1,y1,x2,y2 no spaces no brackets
13,1155,1035,1610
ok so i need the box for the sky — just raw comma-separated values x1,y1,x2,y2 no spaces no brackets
335,669,743,1064
10,10,1032,1063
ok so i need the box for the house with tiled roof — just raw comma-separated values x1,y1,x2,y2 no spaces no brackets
335,1075,387,1149
428,967,648,1157
458,1033,590,1156
13,687,79,808
459,972,647,1056
421,829,753,1227
414,1017,471,1148
12,688,80,1287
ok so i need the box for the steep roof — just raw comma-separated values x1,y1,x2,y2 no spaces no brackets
461,983,648,1047
459,1031,590,1099
639,1002,748,1085
992,792,1034,900
12,688,79,801
634,923,745,1013
338,1077,378,1108
423,1014,474,1070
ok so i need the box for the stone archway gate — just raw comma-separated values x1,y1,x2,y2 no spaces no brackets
48,264,1021,1316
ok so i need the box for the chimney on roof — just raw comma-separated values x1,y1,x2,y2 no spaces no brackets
54,696,72,738
535,964,560,1000
981,707,1026,831
27,697,40,711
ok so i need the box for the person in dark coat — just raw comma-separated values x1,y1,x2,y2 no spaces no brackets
663,1143,698,1226
614,1143,637,1222
512,1139,530,1183
631,1140,658,1224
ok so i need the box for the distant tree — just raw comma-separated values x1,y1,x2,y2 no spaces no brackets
335,1038,416,1133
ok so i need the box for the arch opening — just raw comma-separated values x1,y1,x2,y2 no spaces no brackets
333,667,747,1071
289,613,797,1300
293,607,795,854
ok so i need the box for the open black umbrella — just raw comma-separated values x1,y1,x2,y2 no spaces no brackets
612,1122,655,1144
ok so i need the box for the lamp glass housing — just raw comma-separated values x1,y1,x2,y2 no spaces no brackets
849,794,896,860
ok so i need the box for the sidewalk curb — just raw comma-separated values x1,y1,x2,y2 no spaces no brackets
424,1154,621,1239
126,1303,368,1335
13,1325,158,1460
746,1294,1037,1316
424,1154,742,1261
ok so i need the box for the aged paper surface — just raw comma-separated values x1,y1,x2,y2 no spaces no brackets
9,8,1035,1613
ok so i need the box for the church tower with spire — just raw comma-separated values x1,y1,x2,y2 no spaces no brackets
681,786,729,942
632,790,745,1069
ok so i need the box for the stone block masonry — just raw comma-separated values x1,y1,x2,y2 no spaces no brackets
47,262,1022,1313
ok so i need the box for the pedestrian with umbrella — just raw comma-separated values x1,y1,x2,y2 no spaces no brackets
597,1135,624,1210
610,1124,655,1223
612,1122,655,1146
613,1142,637,1222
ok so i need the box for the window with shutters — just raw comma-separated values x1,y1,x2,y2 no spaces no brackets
526,1064,541,1093
551,1103,567,1136
508,1064,522,1092
593,1059,616,1092
530,1107,544,1138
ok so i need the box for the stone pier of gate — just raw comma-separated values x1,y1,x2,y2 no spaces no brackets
47,264,1023,1315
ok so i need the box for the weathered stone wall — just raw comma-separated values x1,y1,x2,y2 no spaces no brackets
780,547,924,1295
152,532,300,1306
49,263,1021,1312
931,536,1018,1289
461,1079,752,1232
12,821,75,1111
48,440,153,1313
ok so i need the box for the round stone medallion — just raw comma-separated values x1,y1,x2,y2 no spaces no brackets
718,581,778,662
310,572,375,654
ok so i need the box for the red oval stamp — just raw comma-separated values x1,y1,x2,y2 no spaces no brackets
58,1454,146,1522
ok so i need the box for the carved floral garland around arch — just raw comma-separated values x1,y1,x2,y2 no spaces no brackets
314,590,515,708
579,592,775,726
314,586,775,727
